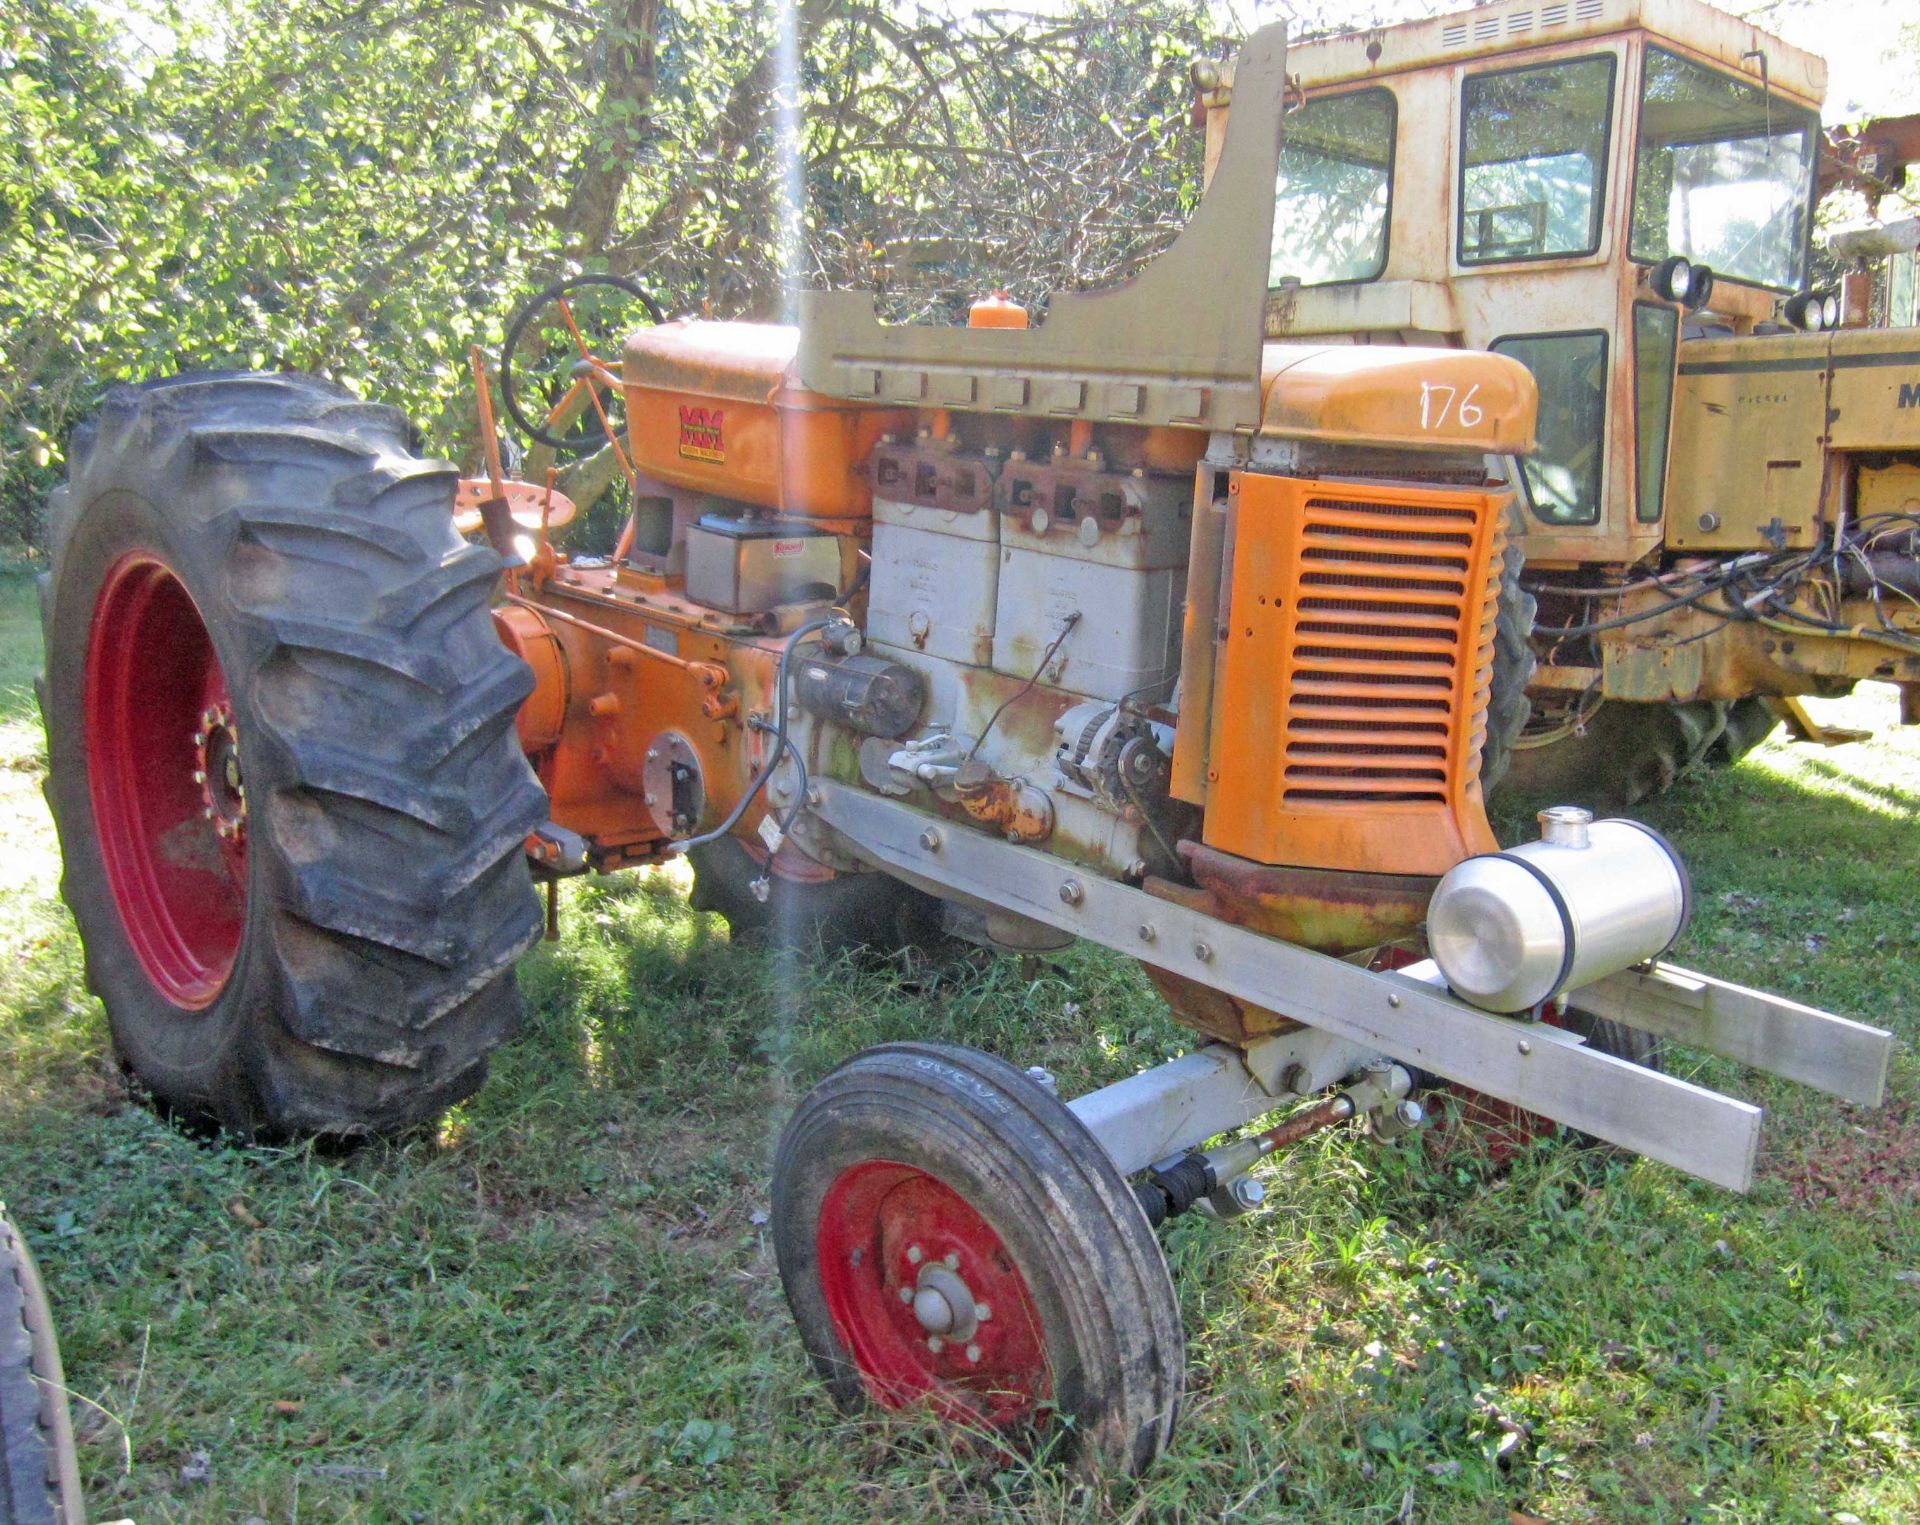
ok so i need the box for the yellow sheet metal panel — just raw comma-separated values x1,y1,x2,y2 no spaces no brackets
1825,329,1920,453
1665,332,1828,550
1285,0,1822,106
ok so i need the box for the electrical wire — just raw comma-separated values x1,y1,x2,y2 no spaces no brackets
966,611,1082,762
664,612,842,857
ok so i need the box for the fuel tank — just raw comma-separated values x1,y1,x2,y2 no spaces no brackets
622,320,910,523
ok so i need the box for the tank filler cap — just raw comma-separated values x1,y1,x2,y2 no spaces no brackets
1536,805,1592,849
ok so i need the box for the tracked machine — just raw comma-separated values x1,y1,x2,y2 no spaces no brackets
1236,0,1920,802
38,22,1895,1473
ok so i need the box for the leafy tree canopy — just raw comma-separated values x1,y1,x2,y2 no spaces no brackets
1,0,1237,549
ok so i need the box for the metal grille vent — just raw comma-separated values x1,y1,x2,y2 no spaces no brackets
1281,495,1492,805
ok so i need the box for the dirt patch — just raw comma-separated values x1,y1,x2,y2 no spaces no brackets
1777,1094,1920,1211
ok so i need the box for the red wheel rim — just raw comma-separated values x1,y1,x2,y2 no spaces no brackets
816,1162,1052,1431
84,554,248,1009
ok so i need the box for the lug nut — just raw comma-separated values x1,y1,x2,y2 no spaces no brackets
965,1344,981,1364
926,1336,944,1354
943,1252,959,1270
907,1244,923,1265
898,1286,914,1305
974,1302,991,1323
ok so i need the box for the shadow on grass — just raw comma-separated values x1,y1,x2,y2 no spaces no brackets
2,683,1915,1520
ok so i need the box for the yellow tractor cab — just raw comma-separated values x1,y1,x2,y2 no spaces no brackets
1203,0,1920,801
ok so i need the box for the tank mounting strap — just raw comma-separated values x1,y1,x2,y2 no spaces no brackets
805,783,1882,1192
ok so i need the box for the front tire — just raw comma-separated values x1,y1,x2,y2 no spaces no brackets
0,1208,82,1525
41,374,547,1136
772,1044,1184,1473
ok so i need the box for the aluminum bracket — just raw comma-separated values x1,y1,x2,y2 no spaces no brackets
810,782,1769,1191
1577,963,1891,1106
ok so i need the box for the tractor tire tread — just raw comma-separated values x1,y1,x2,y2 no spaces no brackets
42,371,544,1136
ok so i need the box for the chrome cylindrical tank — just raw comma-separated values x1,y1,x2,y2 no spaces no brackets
1427,806,1691,1014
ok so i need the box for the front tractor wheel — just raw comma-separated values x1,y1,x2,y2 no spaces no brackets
41,374,547,1137
772,1044,1183,1474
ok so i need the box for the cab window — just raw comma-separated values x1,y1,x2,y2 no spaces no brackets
1270,88,1396,286
1632,303,1679,523
1459,55,1616,264
1629,47,1818,291
1490,331,1608,526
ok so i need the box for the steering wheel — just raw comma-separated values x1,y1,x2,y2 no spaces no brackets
499,273,664,453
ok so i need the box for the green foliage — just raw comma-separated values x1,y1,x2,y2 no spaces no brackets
1,0,1226,552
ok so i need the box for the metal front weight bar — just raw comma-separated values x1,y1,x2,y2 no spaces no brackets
808,782,1893,1192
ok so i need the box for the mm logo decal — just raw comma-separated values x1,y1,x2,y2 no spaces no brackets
678,405,725,462
1899,380,1920,409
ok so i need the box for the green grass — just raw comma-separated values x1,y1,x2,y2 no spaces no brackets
1,565,1916,1522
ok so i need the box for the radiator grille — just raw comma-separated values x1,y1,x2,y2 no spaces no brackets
1281,495,1501,806
1201,471,1506,877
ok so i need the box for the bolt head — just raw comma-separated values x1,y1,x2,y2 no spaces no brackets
1193,940,1214,963
1059,879,1083,906
1137,924,1156,943
919,828,941,851
1518,1040,1533,1056
191,770,206,786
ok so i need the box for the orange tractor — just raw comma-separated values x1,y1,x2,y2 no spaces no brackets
38,22,1895,1472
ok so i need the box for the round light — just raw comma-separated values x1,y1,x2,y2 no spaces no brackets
1821,292,1842,330
1682,264,1715,312
1650,254,1694,304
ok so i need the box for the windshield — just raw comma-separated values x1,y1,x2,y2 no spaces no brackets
1270,88,1396,286
1630,48,1818,291
1459,55,1616,264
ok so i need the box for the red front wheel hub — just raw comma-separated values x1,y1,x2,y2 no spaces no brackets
815,1162,1052,1431
83,554,247,1009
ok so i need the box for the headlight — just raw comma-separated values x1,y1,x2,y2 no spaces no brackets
1651,256,1715,310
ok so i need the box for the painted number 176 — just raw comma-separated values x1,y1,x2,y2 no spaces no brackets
1419,381,1483,431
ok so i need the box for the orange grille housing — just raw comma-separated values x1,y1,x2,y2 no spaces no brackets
1201,472,1506,876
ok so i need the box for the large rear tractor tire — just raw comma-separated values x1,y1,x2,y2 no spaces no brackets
773,1044,1184,1474
40,374,547,1137
1479,541,1536,795
0,1208,83,1525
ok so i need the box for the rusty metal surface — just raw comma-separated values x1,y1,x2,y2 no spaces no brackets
1181,841,1437,953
